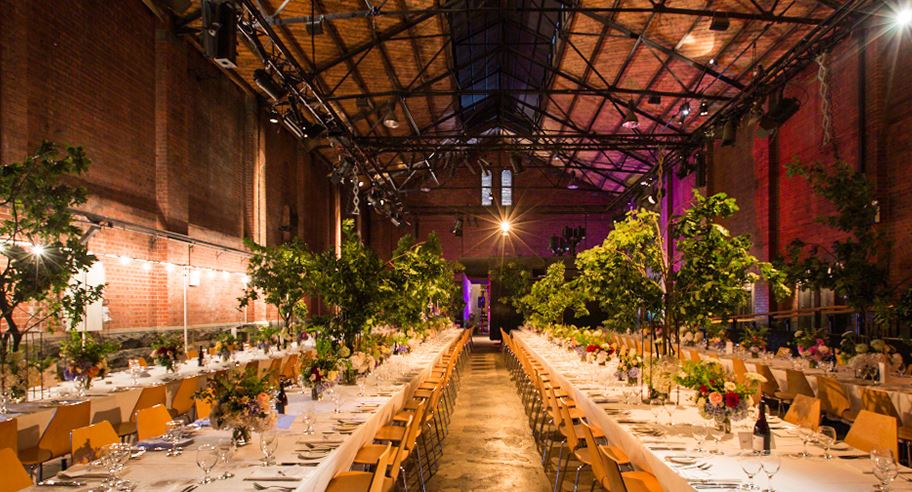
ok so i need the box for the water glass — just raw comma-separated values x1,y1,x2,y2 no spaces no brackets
216,438,234,480
195,444,219,484
332,390,344,414
794,426,814,458
708,427,724,455
817,426,837,460
692,425,708,453
740,458,762,490
649,400,664,426
357,378,366,397
760,454,781,491
871,448,898,491
165,420,184,457
259,431,279,466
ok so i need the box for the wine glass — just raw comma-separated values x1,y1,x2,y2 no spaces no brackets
649,400,664,427
357,378,366,397
740,458,762,490
165,420,184,457
216,438,235,480
259,430,279,466
302,409,316,435
871,448,898,491
708,426,724,455
195,444,219,484
794,426,814,458
760,454,781,492
128,359,141,386
817,426,837,460
692,424,708,453
331,389,343,414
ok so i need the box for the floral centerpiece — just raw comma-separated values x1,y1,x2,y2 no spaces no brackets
59,331,117,395
795,334,834,367
679,326,703,347
644,356,679,399
250,325,281,350
739,326,768,356
848,339,904,381
197,370,276,446
675,360,764,433
346,351,376,376
616,347,643,384
213,332,238,360
301,339,340,398
150,333,184,372
585,343,616,365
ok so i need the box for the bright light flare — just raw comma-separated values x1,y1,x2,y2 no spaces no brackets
31,244,45,256
499,220,512,236
897,7,912,27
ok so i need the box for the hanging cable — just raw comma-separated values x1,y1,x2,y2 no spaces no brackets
816,52,834,153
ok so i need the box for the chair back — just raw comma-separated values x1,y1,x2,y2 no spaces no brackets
785,369,815,398
71,421,118,464
281,354,299,381
754,364,780,396
131,384,167,422
171,376,201,417
845,410,898,458
862,389,901,420
387,416,413,483
579,421,610,485
185,349,198,362
137,357,148,367
195,396,213,420
0,418,17,453
732,358,748,385
137,404,172,441
39,400,90,459
404,401,428,451
689,349,701,362
368,443,393,492
267,358,283,385
0,447,33,492
601,448,630,492
783,394,821,431
557,398,580,450
816,375,851,420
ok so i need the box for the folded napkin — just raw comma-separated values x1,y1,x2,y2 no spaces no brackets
246,466,314,482
135,436,194,449
194,418,210,427
57,466,111,479
277,414,297,429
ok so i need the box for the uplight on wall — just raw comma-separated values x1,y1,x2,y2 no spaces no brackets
188,269,202,287
499,219,512,236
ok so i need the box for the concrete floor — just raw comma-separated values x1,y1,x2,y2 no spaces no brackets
427,337,551,492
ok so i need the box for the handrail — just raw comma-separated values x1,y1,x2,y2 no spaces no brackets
710,305,855,324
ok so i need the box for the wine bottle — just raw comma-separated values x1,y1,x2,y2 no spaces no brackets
197,346,204,367
276,381,288,415
752,401,771,454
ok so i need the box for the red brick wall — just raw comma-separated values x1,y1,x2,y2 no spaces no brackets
0,0,332,333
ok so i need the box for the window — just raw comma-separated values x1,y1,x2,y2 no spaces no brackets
481,170,493,206
501,169,512,206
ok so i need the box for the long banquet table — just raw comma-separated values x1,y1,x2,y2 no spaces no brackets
21,328,459,492
514,330,912,492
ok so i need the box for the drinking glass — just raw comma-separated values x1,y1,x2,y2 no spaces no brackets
165,420,184,457
128,359,141,386
303,409,316,435
216,438,235,480
0,390,9,414
195,444,219,484
708,426,724,455
871,448,898,491
817,426,837,460
760,454,780,492
692,425,708,453
649,400,664,426
100,442,132,490
740,458,762,490
357,378,366,397
259,430,279,466
794,426,814,458
331,390,343,414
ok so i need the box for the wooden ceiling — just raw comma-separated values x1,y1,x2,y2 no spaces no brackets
162,0,871,210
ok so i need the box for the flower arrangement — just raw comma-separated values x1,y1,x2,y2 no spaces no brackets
616,347,643,382
796,337,834,366
347,351,376,375
848,339,904,380
59,331,117,387
585,343,616,365
675,360,763,427
197,370,276,445
250,325,281,348
150,333,184,372
739,325,768,355
679,327,703,347
301,339,341,388
213,332,238,360
644,356,679,397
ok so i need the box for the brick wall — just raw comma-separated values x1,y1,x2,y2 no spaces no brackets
0,0,332,335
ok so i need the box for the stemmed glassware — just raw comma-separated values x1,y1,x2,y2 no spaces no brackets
692,425,708,453
708,426,724,455
759,454,781,492
794,426,814,458
195,444,220,484
739,458,762,490
216,438,235,480
331,388,344,414
817,426,837,460
302,409,316,435
871,448,899,491
649,400,664,427
100,442,132,491
164,420,184,457
128,359,142,386
259,430,279,466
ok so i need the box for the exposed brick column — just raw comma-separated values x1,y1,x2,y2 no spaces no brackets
0,0,29,164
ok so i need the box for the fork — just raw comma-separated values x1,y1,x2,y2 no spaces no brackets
252,483,296,491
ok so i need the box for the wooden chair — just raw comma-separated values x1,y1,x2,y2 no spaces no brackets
0,418,17,453
689,349,701,362
845,410,898,458
860,388,912,460
774,369,815,406
70,421,119,464
169,376,201,418
280,354,300,381
555,401,630,492
580,422,661,492
266,358,283,386
0,448,33,492
116,384,166,437
731,358,748,385
137,357,148,367
354,416,412,491
783,394,821,431
816,375,854,424
195,396,213,421
185,349,198,362
326,443,392,492
19,400,90,478
136,404,172,441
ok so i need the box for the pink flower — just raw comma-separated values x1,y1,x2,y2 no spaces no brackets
708,392,723,406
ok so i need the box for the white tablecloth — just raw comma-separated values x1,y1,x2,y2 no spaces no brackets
514,330,912,492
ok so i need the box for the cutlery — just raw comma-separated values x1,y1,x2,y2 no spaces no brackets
280,461,320,466
837,454,870,460
251,483,296,491
647,446,686,451
179,485,199,492
37,480,87,487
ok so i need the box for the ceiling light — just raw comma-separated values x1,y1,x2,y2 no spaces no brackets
382,112,400,129
567,172,580,190
499,220,512,236
708,58,716,65
253,69,287,101
451,218,464,237
268,110,280,124
896,6,912,27
680,102,692,117
699,102,709,116
305,16,325,35
301,121,326,138
709,13,730,31
621,99,639,129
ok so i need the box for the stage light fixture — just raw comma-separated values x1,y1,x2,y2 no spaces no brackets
253,69,287,101
721,118,738,146
680,102,692,117
383,111,400,129
896,6,912,27
699,101,709,116
510,154,525,174
621,99,639,129
566,172,580,190
648,95,661,105
450,218,464,237
709,13,730,31
268,110,280,124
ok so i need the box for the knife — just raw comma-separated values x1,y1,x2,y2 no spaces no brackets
37,480,87,487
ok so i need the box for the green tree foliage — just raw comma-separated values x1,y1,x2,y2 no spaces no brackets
382,232,455,327
517,262,588,325
779,160,888,318
489,260,533,310
239,238,314,330
0,142,104,353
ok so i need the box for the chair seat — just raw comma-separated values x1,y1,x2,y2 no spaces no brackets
899,426,912,442
413,389,433,398
354,443,408,465
622,471,663,492
18,446,53,465
774,391,795,402
573,424,605,439
574,445,630,466
325,471,394,492
374,425,407,442
115,421,137,437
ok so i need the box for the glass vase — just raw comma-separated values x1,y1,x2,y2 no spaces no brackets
231,427,251,447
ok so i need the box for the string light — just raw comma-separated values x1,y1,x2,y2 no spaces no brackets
141,261,152,272
118,255,132,266
91,252,247,283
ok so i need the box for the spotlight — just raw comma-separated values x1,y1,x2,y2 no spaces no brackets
330,160,354,185
382,111,400,129
708,58,716,65
709,13,730,32
253,69,287,101
281,117,305,139
305,16,325,35
679,102,692,117
390,215,401,227
499,220,512,236
268,110,280,124
566,172,580,190
301,121,326,138
451,218,464,237
721,119,738,146
699,101,709,116
30,244,45,256
897,7,912,27
621,99,639,129
200,0,237,69
510,154,525,174
647,194,657,205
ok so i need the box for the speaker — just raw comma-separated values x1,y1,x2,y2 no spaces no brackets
201,0,237,69
759,97,800,131
695,151,707,187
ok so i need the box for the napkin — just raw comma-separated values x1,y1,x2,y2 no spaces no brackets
277,414,297,429
57,465,111,479
246,466,315,481
135,436,194,449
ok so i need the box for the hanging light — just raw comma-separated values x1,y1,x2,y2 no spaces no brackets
382,108,400,129
621,99,639,129
679,102,692,117
709,13,730,31
499,219,512,236
566,171,580,190
450,218,464,237
253,69,287,101
896,6,912,27
268,110,280,124
699,101,709,116
30,244,45,256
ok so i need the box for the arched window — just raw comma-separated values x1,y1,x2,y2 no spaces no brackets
481,170,493,206
501,169,512,206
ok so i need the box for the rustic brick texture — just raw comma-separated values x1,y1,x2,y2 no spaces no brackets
0,0,332,333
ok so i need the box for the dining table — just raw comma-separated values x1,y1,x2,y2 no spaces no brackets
514,330,912,492
22,327,460,492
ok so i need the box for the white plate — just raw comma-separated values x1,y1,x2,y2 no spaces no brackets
831,441,850,451
666,456,698,465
